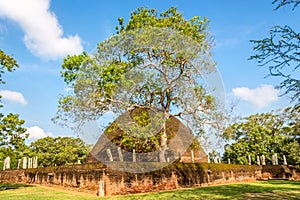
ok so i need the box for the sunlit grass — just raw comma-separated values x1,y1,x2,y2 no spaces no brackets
0,180,300,200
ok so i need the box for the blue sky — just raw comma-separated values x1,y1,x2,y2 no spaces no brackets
0,0,298,143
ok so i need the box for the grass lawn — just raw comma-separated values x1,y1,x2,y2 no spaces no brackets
0,180,299,200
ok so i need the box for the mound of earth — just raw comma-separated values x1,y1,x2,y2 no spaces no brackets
87,108,208,164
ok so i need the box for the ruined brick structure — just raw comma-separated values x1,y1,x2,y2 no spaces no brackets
1,163,299,196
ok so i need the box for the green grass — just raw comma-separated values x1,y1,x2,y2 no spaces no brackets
0,180,300,200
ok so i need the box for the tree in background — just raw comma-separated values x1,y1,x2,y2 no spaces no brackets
0,50,28,162
54,7,221,161
0,113,28,160
0,49,19,85
27,136,91,167
222,108,300,165
250,0,300,108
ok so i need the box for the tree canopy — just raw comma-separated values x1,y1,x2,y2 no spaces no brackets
0,49,19,85
222,107,300,165
26,136,90,167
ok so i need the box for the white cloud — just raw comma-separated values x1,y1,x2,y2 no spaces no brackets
26,126,53,140
232,84,279,108
0,90,27,105
0,0,83,60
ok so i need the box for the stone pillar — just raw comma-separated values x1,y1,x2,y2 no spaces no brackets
257,156,260,165
283,155,287,165
99,181,105,196
228,158,231,164
28,158,32,168
213,157,218,164
117,147,123,162
248,155,251,165
191,150,194,163
33,156,38,168
132,149,136,162
22,157,27,169
261,155,266,165
3,157,10,170
18,159,21,169
106,149,113,162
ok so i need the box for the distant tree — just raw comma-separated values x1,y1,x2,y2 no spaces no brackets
250,0,300,107
28,136,90,167
0,113,28,158
222,108,300,165
55,7,220,161
0,49,19,85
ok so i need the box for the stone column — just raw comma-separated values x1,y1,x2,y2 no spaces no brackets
272,154,278,165
261,155,266,165
28,158,32,168
99,181,105,196
283,155,287,165
248,155,251,165
106,149,113,162
33,156,38,168
213,157,218,164
132,149,136,162
22,157,27,169
18,159,21,169
3,157,10,170
191,150,194,163
257,156,260,165
117,147,123,162
228,158,231,164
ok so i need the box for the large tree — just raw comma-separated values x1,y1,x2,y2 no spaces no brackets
250,0,300,107
222,108,300,165
55,7,220,162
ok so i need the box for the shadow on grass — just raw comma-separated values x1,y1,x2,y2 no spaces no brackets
0,183,33,191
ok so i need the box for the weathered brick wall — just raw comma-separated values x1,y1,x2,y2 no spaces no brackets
0,169,25,183
0,163,299,196
262,165,300,180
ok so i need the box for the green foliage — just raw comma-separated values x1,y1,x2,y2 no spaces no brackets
223,108,300,165
117,6,210,44
61,52,89,85
27,136,90,167
0,49,19,84
0,112,28,162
